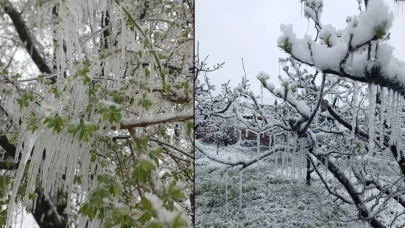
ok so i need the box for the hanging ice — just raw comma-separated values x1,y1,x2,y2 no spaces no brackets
380,87,386,148
351,82,359,141
368,83,376,154
225,169,228,208
239,170,243,210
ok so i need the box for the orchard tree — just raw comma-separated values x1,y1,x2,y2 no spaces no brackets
0,0,194,227
194,44,237,149
197,0,405,227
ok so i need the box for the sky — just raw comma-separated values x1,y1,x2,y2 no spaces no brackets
196,0,405,104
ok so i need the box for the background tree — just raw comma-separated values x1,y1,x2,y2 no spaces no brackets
0,0,194,227
194,44,237,150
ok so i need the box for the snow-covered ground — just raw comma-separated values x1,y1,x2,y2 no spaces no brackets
196,143,403,228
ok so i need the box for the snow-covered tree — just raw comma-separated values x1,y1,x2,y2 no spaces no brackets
0,0,193,227
197,0,405,227
194,44,237,150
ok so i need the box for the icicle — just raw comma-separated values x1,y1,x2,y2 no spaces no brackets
387,89,393,130
301,0,303,17
349,155,352,179
239,130,242,146
389,90,396,147
307,17,310,32
368,83,376,155
284,137,288,177
239,170,243,209
324,156,328,182
275,150,278,173
380,87,386,148
370,41,377,61
269,134,272,151
257,133,260,174
300,137,304,178
234,116,237,135
282,150,285,176
225,169,228,208
394,93,403,160
352,81,359,143
292,133,297,179
348,52,354,70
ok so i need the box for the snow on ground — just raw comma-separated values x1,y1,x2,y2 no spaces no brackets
196,142,401,228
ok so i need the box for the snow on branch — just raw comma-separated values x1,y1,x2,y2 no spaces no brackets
278,0,405,96
196,141,285,170
234,108,290,134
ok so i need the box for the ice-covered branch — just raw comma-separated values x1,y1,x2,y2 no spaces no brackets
300,73,326,133
279,0,405,96
2,0,54,82
121,111,193,129
0,135,16,158
234,108,290,134
309,149,386,227
150,137,193,159
196,141,286,171
307,153,352,204
260,77,311,119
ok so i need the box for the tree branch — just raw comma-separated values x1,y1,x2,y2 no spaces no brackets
120,112,193,129
2,0,54,83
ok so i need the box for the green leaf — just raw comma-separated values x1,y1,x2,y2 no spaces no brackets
102,112,111,121
51,87,60,97
172,214,188,228
153,157,159,168
84,124,98,132
168,182,186,201
98,207,104,220
28,193,37,200
113,113,122,123
374,20,388,39
90,153,97,162
97,107,106,114
74,176,82,185
140,159,156,171
11,73,21,80
132,166,148,182
158,54,167,60
145,68,150,77
145,221,165,228
112,185,123,197
53,115,64,133
149,147,163,158
83,75,91,85
79,203,89,214
79,130,85,140
138,135,149,149
138,211,152,223
141,197,153,211
68,124,78,137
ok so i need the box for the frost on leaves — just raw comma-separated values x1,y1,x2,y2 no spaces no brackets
0,0,193,227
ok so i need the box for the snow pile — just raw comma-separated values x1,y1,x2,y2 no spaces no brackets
346,0,393,47
278,0,405,92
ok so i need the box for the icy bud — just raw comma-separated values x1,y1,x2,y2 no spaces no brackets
42,105,55,117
